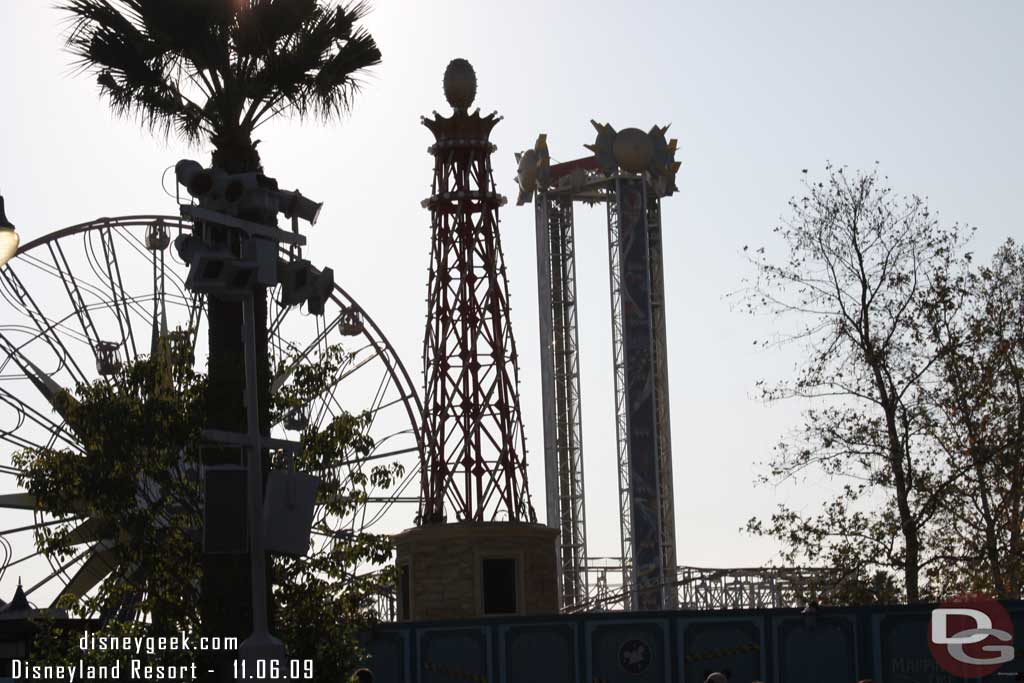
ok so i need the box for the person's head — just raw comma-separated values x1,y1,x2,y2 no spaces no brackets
704,674,728,683
351,668,374,683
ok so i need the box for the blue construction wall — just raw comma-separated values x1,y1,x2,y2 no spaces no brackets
364,601,1024,682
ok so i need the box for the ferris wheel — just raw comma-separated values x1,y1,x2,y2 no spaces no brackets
0,214,424,613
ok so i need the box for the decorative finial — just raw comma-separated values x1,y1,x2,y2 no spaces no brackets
443,58,477,113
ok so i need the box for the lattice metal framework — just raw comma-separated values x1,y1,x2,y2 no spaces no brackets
523,132,680,610
372,558,847,620
567,559,843,613
419,106,535,524
604,191,635,609
536,195,588,607
646,190,678,606
535,172,676,609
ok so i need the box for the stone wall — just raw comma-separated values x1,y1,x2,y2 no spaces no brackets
393,522,559,621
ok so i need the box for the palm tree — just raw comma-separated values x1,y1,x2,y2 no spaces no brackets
59,0,382,413
62,0,381,173
58,0,381,674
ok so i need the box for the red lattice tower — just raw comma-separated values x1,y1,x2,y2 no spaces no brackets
419,59,535,524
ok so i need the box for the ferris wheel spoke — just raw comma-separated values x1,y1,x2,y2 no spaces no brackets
0,347,83,449
47,241,105,358
268,327,346,399
0,516,78,537
17,250,161,339
0,302,94,351
362,468,419,528
0,409,77,456
0,268,90,386
305,348,381,430
0,492,38,510
104,225,187,355
365,367,394,423
16,251,116,320
116,221,191,298
343,444,420,467
61,517,108,547
284,306,353,371
22,537,104,598
0,465,23,478
267,293,294,344
54,539,120,604
2,547,47,571
95,224,140,362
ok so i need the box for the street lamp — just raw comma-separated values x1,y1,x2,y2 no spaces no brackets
0,194,20,267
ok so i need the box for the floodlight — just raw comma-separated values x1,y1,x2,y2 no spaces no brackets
0,195,20,267
174,234,257,297
174,160,208,196
277,190,323,225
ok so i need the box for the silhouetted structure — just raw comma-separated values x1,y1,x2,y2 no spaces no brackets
393,60,556,624
419,58,535,525
516,124,681,610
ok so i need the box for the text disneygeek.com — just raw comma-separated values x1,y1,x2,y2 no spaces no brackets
8,630,316,681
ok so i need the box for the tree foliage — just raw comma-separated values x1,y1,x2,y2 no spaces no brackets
922,240,1024,598
14,334,398,679
740,164,1022,603
61,0,381,170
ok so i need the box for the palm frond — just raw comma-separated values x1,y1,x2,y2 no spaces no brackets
59,0,381,156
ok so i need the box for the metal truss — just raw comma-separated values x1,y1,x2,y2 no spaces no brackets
420,111,535,524
526,134,680,610
604,191,635,610
372,559,842,621
646,193,678,607
537,195,588,608
567,559,844,613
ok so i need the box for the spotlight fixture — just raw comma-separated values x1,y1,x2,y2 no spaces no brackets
174,159,323,226
0,194,21,267
277,190,322,226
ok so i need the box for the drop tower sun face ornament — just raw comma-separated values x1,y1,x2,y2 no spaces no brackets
419,59,536,525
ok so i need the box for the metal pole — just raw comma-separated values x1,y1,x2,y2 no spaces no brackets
239,293,284,664
605,181,634,609
535,196,560,533
535,194,564,607
242,295,268,634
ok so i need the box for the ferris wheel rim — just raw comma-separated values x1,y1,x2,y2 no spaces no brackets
9,213,426,468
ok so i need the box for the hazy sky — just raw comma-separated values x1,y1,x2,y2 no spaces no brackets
1,0,1021,574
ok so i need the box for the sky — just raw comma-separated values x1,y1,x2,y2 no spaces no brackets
0,0,1022,586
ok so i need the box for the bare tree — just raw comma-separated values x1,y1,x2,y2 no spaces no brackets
741,164,971,602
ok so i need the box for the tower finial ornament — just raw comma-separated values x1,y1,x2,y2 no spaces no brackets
443,58,477,112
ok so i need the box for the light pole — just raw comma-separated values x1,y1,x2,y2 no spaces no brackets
172,159,330,678
0,193,20,267
239,291,283,666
